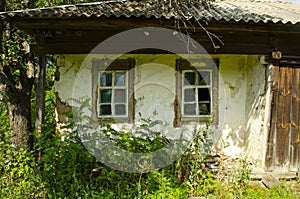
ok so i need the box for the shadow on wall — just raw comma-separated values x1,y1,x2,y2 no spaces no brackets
213,55,266,160
244,57,266,166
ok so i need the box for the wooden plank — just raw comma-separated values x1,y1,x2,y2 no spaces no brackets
266,56,300,67
35,54,46,163
30,39,271,55
265,65,279,171
91,58,98,121
28,29,300,56
275,67,292,170
290,67,300,171
6,16,300,56
250,171,297,179
9,17,300,34
35,54,46,131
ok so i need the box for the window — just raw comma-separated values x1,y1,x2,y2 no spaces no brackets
99,71,128,117
92,58,135,122
174,59,218,127
182,70,212,116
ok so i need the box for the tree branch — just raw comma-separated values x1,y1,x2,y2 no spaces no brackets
0,71,17,99
2,64,15,84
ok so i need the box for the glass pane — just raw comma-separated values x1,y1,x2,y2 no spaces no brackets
100,89,112,103
198,88,210,101
100,73,112,86
114,89,126,103
198,71,210,85
115,104,126,115
199,103,210,115
115,72,126,86
184,72,195,85
99,105,111,116
184,88,195,102
184,104,196,115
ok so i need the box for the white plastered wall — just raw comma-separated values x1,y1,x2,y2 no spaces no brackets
54,54,267,165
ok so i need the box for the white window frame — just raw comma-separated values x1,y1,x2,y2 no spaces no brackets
174,58,219,127
181,69,213,117
98,70,129,118
92,58,135,123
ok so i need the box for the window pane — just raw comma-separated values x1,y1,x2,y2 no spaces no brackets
198,88,210,101
114,89,126,103
199,103,210,115
198,71,210,85
184,72,195,85
99,105,111,116
115,104,126,115
184,104,196,115
115,72,126,86
100,73,112,86
184,88,196,102
100,89,112,103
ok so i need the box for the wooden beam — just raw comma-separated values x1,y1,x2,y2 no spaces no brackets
8,17,300,34
6,15,300,55
35,53,46,131
29,30,300,56
265,56,300,67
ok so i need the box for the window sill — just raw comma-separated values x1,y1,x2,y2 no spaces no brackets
181,116,212,124
97,117,132,124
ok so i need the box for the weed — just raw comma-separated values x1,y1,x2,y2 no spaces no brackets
1,90,300,198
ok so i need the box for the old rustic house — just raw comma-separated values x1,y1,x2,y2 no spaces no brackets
1,0,300,176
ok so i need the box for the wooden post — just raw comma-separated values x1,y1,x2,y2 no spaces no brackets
35,54,46,132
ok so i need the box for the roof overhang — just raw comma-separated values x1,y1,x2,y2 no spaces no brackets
1,0,300,56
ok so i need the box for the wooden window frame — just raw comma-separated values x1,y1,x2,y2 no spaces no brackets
92,58,135,123
174,58,219,127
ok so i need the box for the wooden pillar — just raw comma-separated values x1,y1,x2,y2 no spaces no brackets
35,54,46,132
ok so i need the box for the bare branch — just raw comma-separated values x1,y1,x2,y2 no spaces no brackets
195,20,223,51
166,0,225,51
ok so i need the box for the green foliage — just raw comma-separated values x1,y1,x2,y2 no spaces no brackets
101,119,170,153
0,86,299,198
5,0,215,11
228,157,252,196
6,0,105,11
243,182,295,199
0,143,46,198
0,99,9,142
1,27,32,88
37,133,98,198
175,123,220,197
142,170,188,199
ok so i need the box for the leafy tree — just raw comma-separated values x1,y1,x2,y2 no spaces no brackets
0,0,102,151
0,0,35,150
6,0,101,10
0,0,64,150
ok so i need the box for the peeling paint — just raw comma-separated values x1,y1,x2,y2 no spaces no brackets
54,54,269,166
55,91,72,123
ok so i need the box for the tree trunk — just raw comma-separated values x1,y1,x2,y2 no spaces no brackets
0,0,35,151
8,90,33,150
